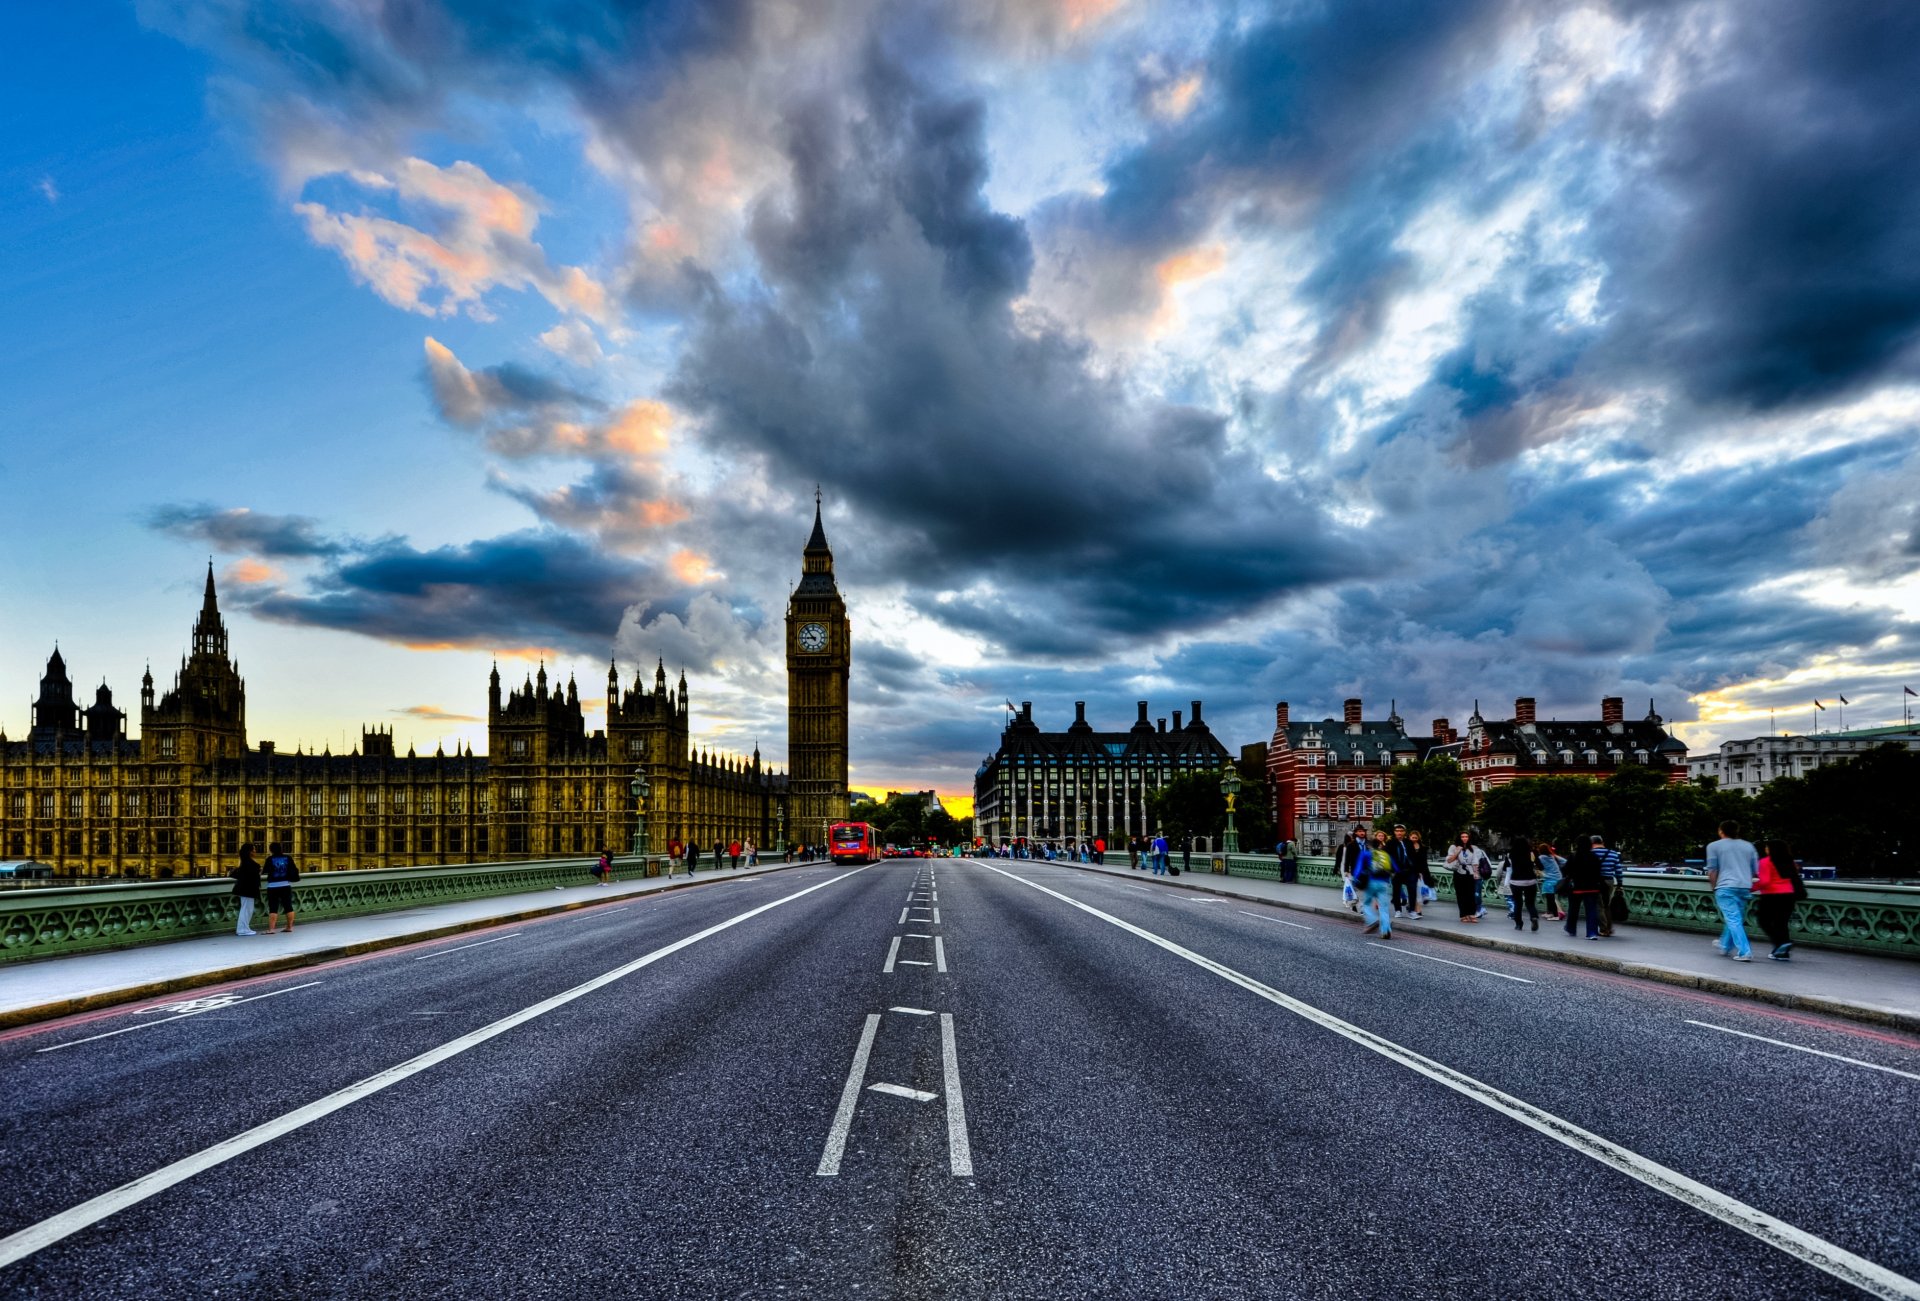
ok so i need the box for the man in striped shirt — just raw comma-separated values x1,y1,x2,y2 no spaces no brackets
1591,834,1624,936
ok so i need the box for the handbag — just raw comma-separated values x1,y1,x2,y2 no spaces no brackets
1608,890,1630,922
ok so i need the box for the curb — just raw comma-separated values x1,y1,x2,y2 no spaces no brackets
0,861,820,1032
1053,862,1920,1036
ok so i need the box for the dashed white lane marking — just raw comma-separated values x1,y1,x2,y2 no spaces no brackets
412,933,521,961
1184,898,1225,904
981,862,1920,1300
818,1014,881,1176
898,959,934,967
883,936,902,973
908,932,935,938
935,937,948,973
941,1013,973,1177
35,983,325,1054
1365,943,1534,984
932,907,942,923
889,1007,934,1016
1116,885,1151,894
1236,911,1313,930
899,908,909,924
868,1082,938,1103
2,869,869,1266
1686,1020,1920,1082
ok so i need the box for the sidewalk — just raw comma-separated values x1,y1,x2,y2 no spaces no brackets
1046,857,1920,1033
0,858,821,1029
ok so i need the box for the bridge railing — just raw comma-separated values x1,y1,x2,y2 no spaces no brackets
1197,854,1920,959
0,854,685,964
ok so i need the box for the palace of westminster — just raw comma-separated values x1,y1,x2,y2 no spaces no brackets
0,509,853,877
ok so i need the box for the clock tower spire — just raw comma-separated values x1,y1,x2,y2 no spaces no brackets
787,493,850,848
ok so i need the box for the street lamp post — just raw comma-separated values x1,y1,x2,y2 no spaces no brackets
628,766,651,866
1219,767,1243,854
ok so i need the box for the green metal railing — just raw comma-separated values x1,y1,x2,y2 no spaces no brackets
0,854,688,963
1201,854,1920,959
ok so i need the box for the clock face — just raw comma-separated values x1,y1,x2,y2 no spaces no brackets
799,623,828,652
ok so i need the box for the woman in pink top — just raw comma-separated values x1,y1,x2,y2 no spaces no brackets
1754,838,1803,962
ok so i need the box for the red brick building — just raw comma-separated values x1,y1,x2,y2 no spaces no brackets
1265,698,1422,855
1456,696,1690,797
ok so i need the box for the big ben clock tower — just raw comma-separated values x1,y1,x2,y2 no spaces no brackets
787,492,851,847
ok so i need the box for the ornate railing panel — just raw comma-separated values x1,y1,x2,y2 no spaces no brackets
1,854,674,963
1207,854,1920,959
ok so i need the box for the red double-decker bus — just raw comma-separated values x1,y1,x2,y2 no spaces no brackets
829,821,876,865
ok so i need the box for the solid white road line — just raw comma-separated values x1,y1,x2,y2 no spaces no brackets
934,937,948,973
1365,943,1534,984
1236,911,1313,930
941,1013,973,1177
818,1014,882,1177
1685,1020,1920,1082
898,959,934,966
889,1007,934,1016
868,1082,938,1103
1,868,868,1265
35,983,325,1054
907,932,935,938
412,934,521,961
979,862,1920,1300
883,936,901,973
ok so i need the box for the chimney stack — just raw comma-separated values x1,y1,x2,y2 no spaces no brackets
1602,696,1625,726
1515,697,1537,726
1172,709,1183,730
1190,700,1204,726
1021,701,1033,720
1074,701,1087,725
1275,702,1290,728
1137,700,1150,724
1344,698,1363,726
1157,718,1167,733
1432,718,1452,744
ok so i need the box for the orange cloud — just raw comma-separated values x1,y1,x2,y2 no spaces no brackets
670,549,714,583
1063,0,1123,32
1152,73,1204,120
604,400,674,457
226,558,283,586
1156,243,1227,289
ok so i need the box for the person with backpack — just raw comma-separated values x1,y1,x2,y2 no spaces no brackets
594,847,612,885
1500,842,1541,931
1354,828,1394,941
262,842,300,934
232,844,262,936
1445,830,1490,922
1754,838,1805,961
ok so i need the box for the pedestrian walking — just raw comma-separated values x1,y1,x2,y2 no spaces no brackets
1445,831,1489,922
1129,836,1142,870
1501,843,1540,931
232,844,262,936
1706,820,1759,962
1355,829,1394,940
262,842,300,934
1093,836,1106,865
713,840,724,872
594,847,612,885
1536,842,1564,920
1591,834,1625,936
1335,826,1366,912
685,841,700,876
1561,841,1605,940
1151,832,1170,876
1388,825,1417,917
1755,838,1804,961
1407,831,1432,914
729,840,742,870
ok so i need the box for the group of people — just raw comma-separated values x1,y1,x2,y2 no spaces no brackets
663,839,760,877
229,843,301,935
1334,820,1805,957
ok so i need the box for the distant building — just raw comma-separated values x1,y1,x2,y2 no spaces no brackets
1265,698,1420,855
1456,696,1689,797
1696,726,1920,797
974,700,1231,846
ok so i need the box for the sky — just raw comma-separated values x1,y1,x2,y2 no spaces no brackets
2,0,1917,804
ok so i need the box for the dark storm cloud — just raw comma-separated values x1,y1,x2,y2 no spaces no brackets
243,529,673,655
148,503,350,558
1594,0,1920,410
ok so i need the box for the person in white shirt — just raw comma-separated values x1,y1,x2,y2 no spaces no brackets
1445,830,1490,922
1705,820,1760,961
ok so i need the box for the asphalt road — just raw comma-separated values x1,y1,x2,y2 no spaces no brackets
1,858,1916,1299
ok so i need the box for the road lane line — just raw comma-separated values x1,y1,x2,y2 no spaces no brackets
935,937,948,973
932,907,942,923
1685,1021,1920,1082
889,1007,934,1016
907,932,935,938
818,1014,881,1176
941,1013,973,1177
412,934,521,961
883,936,901,973
980,862,1920,1300
1236,911,1313,930
0,868,869,1266
1365,943,1533,984
868,1082,938,1102
35,983,325,1054
898,960,933,966
899,908,909,924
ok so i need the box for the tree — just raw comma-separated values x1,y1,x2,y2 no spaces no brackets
1755,743,1917,875
1478,776,1602,855
1386,758,1474,846
1147,771,1227,842
1233,773,1276,851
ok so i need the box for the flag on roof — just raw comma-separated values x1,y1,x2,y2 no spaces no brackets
1839,695,1850,705
1813,700,1825,710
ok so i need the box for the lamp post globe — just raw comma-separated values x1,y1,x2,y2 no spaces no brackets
1219,768,1243,854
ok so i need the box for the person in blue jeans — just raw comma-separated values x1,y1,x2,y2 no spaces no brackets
1355,829,1395,940
1150,832,1170,875
1561,841,1605,939
1706,819,1759,962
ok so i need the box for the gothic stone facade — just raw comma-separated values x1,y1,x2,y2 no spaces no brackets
785,500,851,848
0,548,818,877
